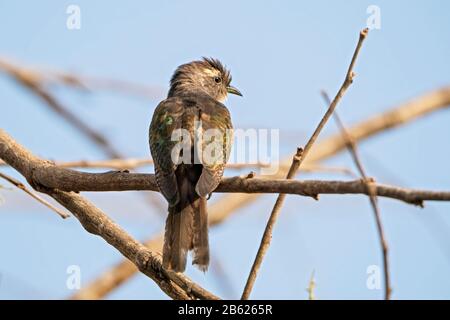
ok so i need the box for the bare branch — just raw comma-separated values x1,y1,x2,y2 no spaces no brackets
63,85,450,299
0,56,167,213
0,60,123,158
0,171,69,219
1,158,357,178
308,86,450,163
0,129,218,300
322,90,391,299
241,28,369,300
69,236,163,299
0,158,447,204
0,57,164,99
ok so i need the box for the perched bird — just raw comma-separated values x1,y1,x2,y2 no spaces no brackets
149,58,242,272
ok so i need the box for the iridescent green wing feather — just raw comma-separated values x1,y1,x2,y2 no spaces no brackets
149,98,184,206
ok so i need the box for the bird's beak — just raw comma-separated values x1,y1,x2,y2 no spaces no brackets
227,85,243,97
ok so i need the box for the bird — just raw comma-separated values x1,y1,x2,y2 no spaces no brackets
149,57,242,272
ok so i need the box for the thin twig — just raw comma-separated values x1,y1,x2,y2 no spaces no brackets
241,28,369,300
306,270,316,300
322,90,391,299
0,171,69,219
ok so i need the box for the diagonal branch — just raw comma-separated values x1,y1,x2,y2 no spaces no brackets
241,28,369,300
0,57,164,99
0,129,218,300
0,57,167,213
0,58,123,158
322,90,391,299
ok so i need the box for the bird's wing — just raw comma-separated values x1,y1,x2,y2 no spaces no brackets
149,98,184,206
195,98,233,197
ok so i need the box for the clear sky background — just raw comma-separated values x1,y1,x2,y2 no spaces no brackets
0,0,449,299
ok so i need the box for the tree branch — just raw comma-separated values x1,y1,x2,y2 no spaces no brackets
1,158,356,177
0,58,170,213
0,155,448,205
68,83,450,299
0,58,124,158
322,90,391,299
241,28,369,300
0,129,218,300
0,57,164,99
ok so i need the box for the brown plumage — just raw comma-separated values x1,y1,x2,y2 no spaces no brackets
149,58,241,272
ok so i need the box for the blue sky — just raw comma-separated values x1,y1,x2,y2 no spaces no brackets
0,0,450,299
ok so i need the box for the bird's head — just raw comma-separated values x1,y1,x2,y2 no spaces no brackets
168,57,242,102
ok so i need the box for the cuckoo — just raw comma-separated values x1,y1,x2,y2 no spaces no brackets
149,58,242,272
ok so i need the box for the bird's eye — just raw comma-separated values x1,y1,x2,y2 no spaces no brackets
214,77,221,83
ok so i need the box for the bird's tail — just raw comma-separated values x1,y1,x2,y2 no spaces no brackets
163,182,209,272
192,197,209,271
